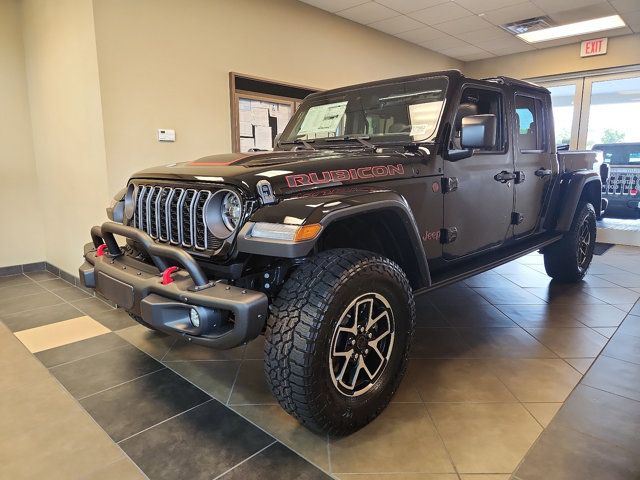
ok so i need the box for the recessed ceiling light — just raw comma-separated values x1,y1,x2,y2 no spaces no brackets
517,15,626,43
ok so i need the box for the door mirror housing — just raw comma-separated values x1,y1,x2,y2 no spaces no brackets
461,114,497,150
444,148,473,161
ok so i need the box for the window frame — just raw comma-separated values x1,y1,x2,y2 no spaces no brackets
514,93,547,154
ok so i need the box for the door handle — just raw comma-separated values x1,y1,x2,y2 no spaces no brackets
535,168,552,178
494,171,516,183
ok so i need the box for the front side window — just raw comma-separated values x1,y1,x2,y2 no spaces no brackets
281,76,448,144
451,86,504,152
515,95,545,151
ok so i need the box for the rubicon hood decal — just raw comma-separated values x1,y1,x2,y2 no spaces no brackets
285,164,405,188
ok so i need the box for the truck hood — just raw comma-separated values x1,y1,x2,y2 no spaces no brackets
130,149,422,196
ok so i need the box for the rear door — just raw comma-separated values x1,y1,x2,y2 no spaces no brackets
512,93,554,237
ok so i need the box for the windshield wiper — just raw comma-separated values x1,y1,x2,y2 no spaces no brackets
325,135,377,151
280,139,316,150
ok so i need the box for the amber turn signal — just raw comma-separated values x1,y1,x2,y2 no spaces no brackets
294,223,322,242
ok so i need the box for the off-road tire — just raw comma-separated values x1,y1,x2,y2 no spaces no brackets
544,202,596,282
264,248,415,435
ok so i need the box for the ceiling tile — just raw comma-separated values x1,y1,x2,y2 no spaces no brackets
549,3,616,24
439,44,489,56
336,2,398,24
419,34,472,50
454,0,524,14
621,10,640,30
610,0,640,14
299,0,368,13
368,15,425,34
409,2,474,25
532,0,609,15
480,2,546,25
432,15,494,33
475,35,532,50
455,26,515,42
395,25,446,42
485,43,537,55
456,50,497,61
375,0,449,14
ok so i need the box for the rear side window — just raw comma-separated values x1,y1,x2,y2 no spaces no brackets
515,95,545,152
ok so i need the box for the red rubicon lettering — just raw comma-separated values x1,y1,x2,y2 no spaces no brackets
285,164,405,188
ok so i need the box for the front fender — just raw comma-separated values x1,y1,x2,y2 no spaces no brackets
236,188,430,286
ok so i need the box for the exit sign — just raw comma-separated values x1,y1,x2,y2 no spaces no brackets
581,38,608,57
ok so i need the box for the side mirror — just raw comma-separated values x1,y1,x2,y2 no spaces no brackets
461,114,497,150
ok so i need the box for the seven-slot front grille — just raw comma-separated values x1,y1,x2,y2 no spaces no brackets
133,185,223,251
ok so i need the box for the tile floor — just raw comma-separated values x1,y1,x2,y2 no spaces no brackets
1,246,640,479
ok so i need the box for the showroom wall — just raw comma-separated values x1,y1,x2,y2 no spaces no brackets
91,0,462,195
0,0,44,267
465,33,640,79
20,0,110,274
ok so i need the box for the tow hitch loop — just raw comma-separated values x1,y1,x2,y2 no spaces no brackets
161,266,180,285
96,244,108,257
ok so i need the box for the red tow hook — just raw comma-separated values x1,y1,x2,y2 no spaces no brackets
96,244,108,257
161,266,180,285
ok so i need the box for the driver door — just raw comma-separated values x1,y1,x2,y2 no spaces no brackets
443,85,515,260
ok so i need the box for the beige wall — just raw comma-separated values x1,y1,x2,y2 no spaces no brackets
465,34,640,79
20,0,110,275
0,0,44,268
92,0,461,195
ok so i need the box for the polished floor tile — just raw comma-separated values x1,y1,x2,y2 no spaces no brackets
0,273,35,287
564,357,595,374
489,358,582,402
91,307,139,330
165,359,240,403
1,302,83,331
408,359,516,403
456,328,556,358
523,402,562,427
525,285,604,305
552,384,640,449
84,457,147,480
72,297,115,317
514,422,640,480
232,404,330,471
556,303,628,327
435,304,515,328
473,287,547,305
496,304,584,328
163,338,245,361
36,331,128,367
81,368,210,442
525,327,608,358
50,285,92,302
414,299,450,327
428,403,542,474
228,359,276,405
584,287,640,305
618,314,640,338
219,442,330,479
50,344,163,398
0,281,47,299
116,324,176,360
0,290,64,316
120,400,273,480
464,272,517,288
15,315,110,353
582,355,640,402
330,403,454,474
410,328,471,358
24,270,59,282
602,330,640,365
338,475,459,480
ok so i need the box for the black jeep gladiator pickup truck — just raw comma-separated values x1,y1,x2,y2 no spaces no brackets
80,70,601,435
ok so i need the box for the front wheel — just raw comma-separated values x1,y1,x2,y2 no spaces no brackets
264,249,415,435
544,202,597,282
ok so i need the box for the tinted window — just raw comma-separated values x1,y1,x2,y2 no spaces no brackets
515,95,544,151
452,87,504,152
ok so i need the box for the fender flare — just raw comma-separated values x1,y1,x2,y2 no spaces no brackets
551,171,601,232
236,190,431,288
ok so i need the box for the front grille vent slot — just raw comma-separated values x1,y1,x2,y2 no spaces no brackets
133,184,224,252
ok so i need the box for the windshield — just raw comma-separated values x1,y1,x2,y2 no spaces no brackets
592,143,640,166
281,76,448,145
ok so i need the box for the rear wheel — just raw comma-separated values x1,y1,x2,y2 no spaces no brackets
544,202,596,282
264,249,415,435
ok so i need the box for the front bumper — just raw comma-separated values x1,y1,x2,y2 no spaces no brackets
80,222,268,349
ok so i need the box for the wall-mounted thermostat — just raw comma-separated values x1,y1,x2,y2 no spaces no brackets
158,129,176,142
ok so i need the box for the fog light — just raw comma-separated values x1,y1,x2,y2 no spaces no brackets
189,308,200,328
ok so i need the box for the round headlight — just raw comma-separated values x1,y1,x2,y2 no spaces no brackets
205,189,243,239
124,184,136,220
221,191,242,231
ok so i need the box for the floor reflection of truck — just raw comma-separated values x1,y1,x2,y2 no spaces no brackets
593,143,640,219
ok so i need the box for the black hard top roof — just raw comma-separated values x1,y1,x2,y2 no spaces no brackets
306,70,549,99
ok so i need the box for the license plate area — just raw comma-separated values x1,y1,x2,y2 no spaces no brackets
96,271,135,309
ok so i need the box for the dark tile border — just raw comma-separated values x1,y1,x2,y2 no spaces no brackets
0,262,48,277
